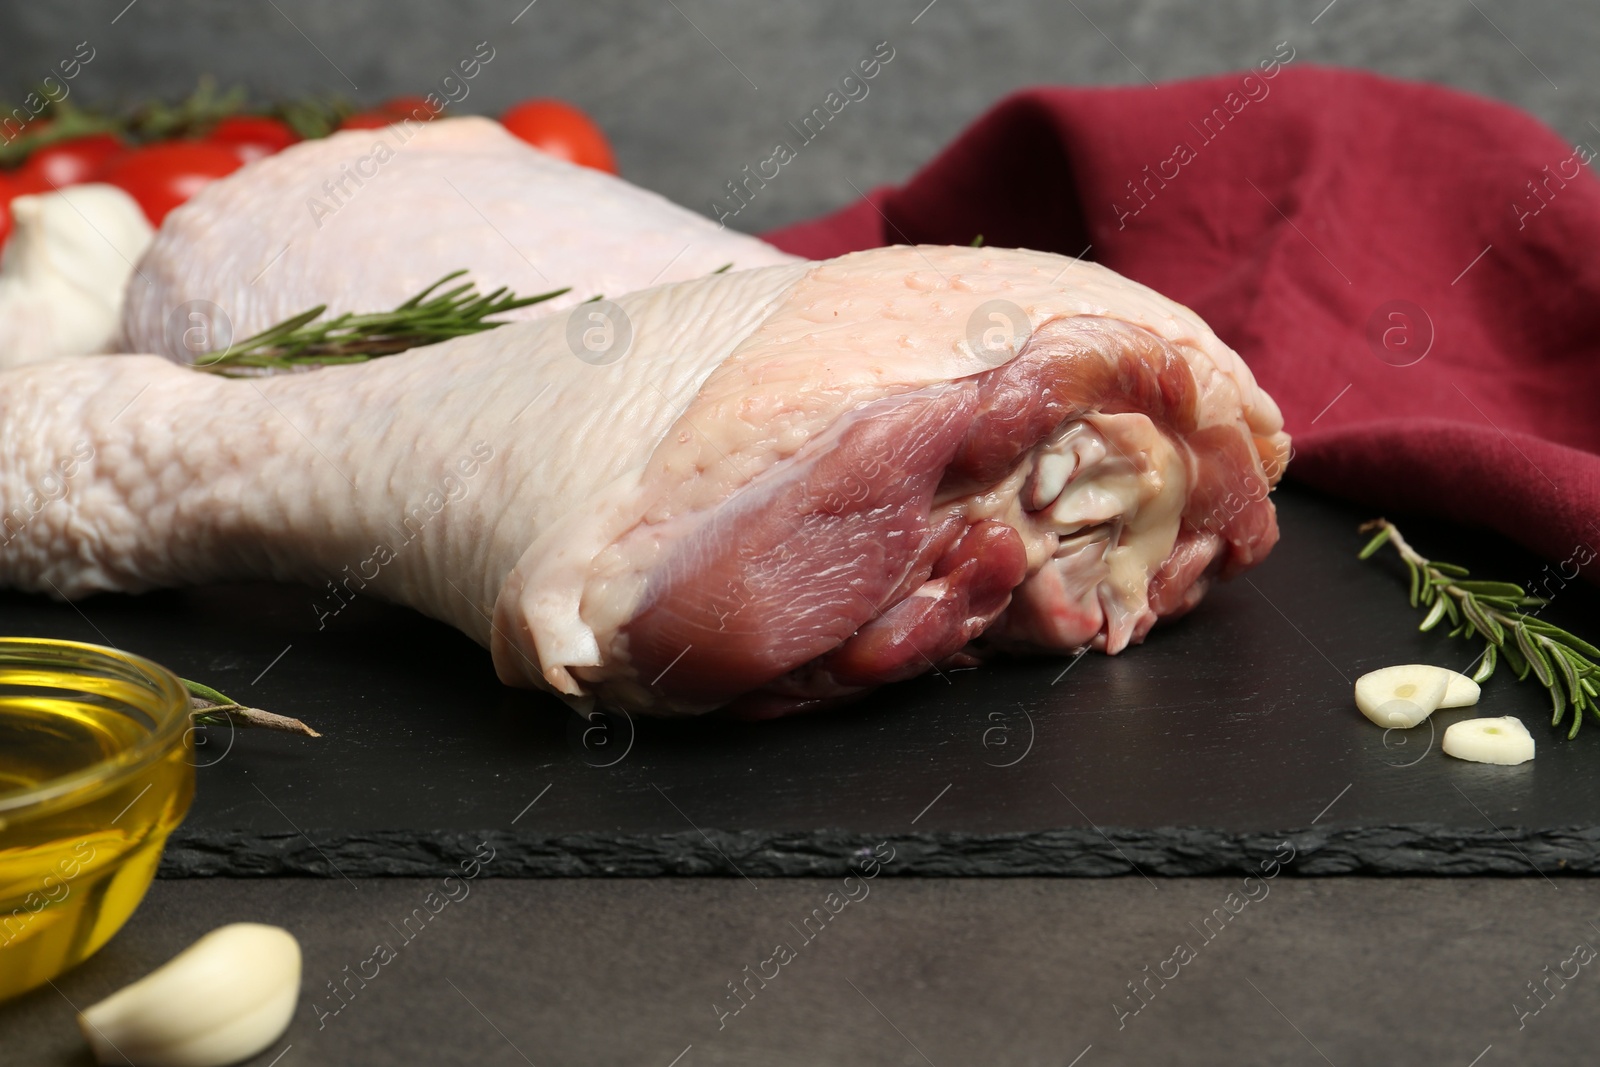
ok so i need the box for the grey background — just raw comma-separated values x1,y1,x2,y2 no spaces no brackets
0,0,1591,233
4,2,1599,1064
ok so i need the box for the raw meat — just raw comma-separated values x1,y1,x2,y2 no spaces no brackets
119,117,797,360
2,245,1289,717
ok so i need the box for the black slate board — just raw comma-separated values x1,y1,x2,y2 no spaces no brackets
4,484,1597,877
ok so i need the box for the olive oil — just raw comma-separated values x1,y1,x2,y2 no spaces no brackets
0,651,193,1002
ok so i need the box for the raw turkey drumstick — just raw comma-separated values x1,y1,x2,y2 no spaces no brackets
2,246,1289,718
119,117,797,360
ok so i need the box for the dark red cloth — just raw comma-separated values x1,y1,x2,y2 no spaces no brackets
763,65,1600,577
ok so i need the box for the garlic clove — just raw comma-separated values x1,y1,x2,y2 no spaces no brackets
1439,669,1481,709
1442,716,1536,766
0,184,154,370
1354,665,1451,729
78,923,300,1067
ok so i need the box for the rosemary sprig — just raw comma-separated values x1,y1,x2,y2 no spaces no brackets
181,678,320,737
0,77,353,167
0,94,122,167
1358,518,1600,738
118,76,250,142
193,270,570,375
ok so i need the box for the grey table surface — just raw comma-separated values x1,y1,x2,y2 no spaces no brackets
6,876,1600,1066
5,2,1600,1064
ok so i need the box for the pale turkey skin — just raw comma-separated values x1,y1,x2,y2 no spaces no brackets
3,246,1289,717
119,117,797,361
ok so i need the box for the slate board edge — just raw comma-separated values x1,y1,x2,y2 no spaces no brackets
159,824,1600,877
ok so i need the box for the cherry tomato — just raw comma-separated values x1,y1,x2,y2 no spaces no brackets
381,95,443,122
206,115,298,163
499,100,617,174
0,176,13,250
93,142,244,225
5,168,52,199
339,110,398,131
18,133,126,189
339,96,443,132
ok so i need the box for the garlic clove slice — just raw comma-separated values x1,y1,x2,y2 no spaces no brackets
1354,665,1451,729
1442,716,1536,766
1439,669,1481,708
78,923,300,1067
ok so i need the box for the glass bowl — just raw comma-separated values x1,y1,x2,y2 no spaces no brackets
0,639,194,1002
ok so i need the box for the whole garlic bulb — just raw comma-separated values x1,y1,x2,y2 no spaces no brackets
77,922,301,1067
0,183,153,370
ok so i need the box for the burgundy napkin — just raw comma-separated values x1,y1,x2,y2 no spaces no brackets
764,64,1600,580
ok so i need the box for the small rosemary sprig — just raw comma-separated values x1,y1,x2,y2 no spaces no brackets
193,270,569,375
1359,518,1600,738
181,678,320,737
